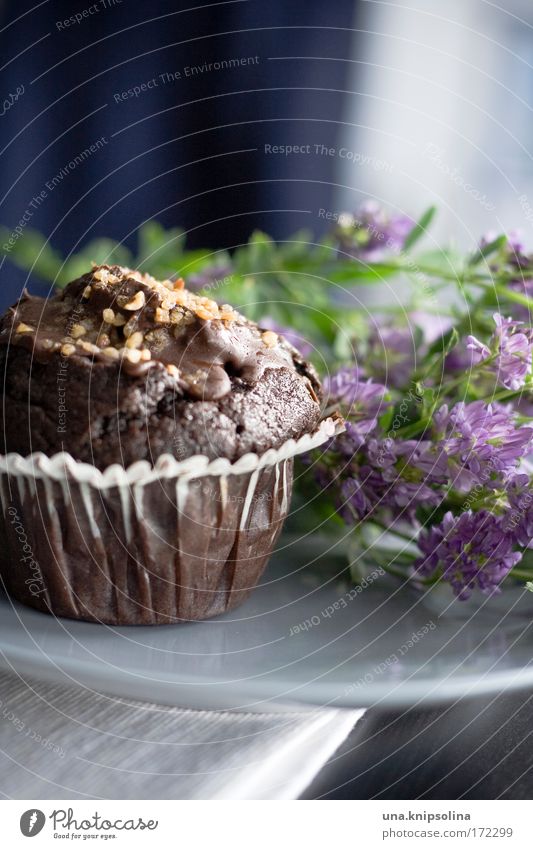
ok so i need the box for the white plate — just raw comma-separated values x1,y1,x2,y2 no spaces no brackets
1,535,532,711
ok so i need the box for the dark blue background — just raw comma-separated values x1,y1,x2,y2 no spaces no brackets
0,0,356,308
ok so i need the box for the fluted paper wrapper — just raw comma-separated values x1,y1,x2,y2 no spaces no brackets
0,417,340,625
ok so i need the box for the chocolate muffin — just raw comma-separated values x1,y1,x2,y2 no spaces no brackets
0,265,321,467
0,265,338,625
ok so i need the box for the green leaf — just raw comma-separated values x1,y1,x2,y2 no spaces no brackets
135,221,185,273
0,226,63,282
322,261,402,284
333,327,355,360
467,234,507,267
278,230,314,262
178,249,231,277
59,239,132,284
238,230,277,275
403,206,436,251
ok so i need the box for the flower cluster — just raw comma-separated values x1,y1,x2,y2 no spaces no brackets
506,475,533,548
431,401,532,492
468,314,533,390
313,320,533,597
362,325,417,389
317,367,442,522
335,200,412,262
416,511,521,599
297,209,533,599
495,234,533,322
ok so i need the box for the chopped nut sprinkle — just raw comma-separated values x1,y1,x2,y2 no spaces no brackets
123,348,142,363
123,291,146,311
102,346,119,360
93,268,119,285
196,308,215,321
173,290,187,306
126,331,143,349
61,343,76,356
169,309,183,325
70,323,86,338
123,317,137,338
220,310,236,322
79,341,100,354
262,330,278,348
75,266,248,364
15,323,34,334
166,364,180,378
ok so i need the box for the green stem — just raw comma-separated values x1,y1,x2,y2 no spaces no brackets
370,519,418,544
491,387,530,404
394,417,431,439
491,282,533,311
508,568,533,581
376,561,414,581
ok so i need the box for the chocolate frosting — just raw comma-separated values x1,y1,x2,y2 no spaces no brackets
0,265,304,403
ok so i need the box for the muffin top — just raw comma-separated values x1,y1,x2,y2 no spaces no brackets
3,264,313,401
0,265,322,466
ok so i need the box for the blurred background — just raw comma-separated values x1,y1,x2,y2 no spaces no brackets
1,0,533,305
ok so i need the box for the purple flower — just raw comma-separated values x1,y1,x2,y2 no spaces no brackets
324,368,390,447
339,477,371,523
416,510,521,598
381,437,449,485
480,230,525,258
365,324,416,388
187,264,233,290
260,317,313,357
325,368,387,412
324,366,365,404
506,475,533,548
336,201,412,262
444,344,478,375
479,233,533,322
333,436,445,523
308,368,390,507
367,438,445,509
431,401,533,491
467,313,533,390
508,283,533,324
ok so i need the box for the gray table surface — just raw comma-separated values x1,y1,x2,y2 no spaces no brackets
304,690,533,799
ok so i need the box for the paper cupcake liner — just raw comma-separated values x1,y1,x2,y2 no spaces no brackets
0,416,341,625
